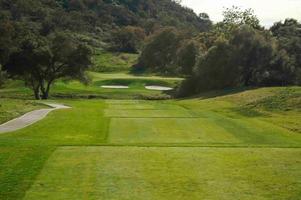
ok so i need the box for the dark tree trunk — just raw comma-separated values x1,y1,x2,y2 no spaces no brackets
29,78,41,100
33,87,41,100
41,92,48,100
40,80,52,100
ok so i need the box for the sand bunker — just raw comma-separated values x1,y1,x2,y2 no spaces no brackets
145,86,173,91
101,85,129,89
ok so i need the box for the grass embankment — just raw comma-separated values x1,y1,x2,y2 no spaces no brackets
0,87,300,199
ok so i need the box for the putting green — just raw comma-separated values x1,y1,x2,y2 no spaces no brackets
24,147,301,200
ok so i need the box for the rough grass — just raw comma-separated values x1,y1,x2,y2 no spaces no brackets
24,147,301,200
0,99,46,124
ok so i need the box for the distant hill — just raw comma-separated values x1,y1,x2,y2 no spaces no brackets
55,0,211,32
0,0,211,48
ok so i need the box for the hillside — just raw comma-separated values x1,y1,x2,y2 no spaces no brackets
0,0,211,49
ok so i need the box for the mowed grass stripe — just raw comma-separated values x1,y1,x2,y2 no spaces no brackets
109,118,240,144
0,147,55,200
24,147,301,200
108,117,301,146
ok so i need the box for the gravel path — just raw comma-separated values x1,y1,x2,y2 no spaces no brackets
0,103,71,134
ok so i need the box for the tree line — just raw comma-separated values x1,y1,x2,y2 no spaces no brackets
135,7,301,96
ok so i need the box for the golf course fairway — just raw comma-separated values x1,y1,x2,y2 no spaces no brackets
0,87,301,199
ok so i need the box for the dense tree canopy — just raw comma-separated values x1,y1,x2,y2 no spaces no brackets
173,9,300,96
135,28,185,75
271,19,301,84
5,33,92,99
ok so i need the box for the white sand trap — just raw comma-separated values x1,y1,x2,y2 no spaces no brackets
0,103,71,134
101,85,129,89
145,85,173,91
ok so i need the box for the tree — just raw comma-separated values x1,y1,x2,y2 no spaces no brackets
176,40,199,75
231,26,294,86
136,28,184,74
195,37,240,90
270,19,301,84
5,32,92,99
222,6,260,29
178,25,295,96
215,6,261,38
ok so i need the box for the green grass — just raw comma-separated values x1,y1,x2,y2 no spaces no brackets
23,147,301,200
0,86,301,199
91,51,139,72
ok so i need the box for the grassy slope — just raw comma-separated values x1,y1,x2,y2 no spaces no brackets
0,86,300,199
91,51,139,72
